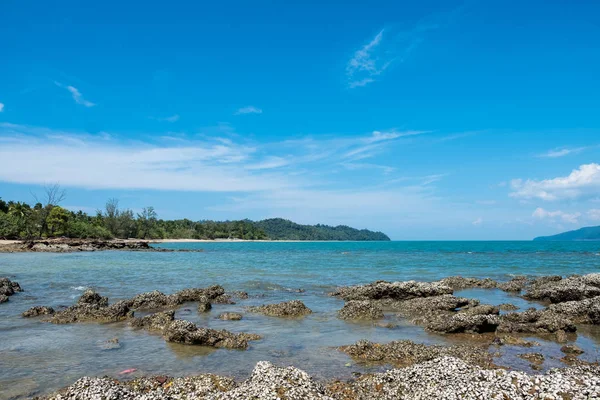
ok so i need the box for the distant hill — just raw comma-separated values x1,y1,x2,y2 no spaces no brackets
254,218,391,241
533,225,600,241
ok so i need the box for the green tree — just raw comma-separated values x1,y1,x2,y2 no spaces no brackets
137,206,157,238
47,206,70,236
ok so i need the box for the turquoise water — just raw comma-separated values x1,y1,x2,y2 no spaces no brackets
1,241,600,399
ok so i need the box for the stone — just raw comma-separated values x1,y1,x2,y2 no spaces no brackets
498,303,519,311
439,276,498,290
22,306,55,317
130,311,175,331
77,290,109,307
162,320,260,349
524,274,600,303
426,313,501,334
561,344,584,355
0,277,23,298
247,300,312,318
331,280,453,301
497,308,577,334
338,300,384,320
197,300,212,313
49,300,133,324
219,312,243,321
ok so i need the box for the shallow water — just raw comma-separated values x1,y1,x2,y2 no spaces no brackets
1,241,600,399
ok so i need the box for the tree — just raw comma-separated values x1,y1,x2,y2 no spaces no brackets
137,207,157,238
32,183,67,237
47,206,70,236
103,198,120,236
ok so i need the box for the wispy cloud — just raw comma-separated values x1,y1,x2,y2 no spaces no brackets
472,217,483,226
151,114,180,123
589,209,600,221
532,207,581,224
54,81,96,107
537,147,587,158
235,106,262,115
0,103,4,112
510,163,600,201
346,29,389,88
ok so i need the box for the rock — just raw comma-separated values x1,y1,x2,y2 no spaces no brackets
459,304,500,316
524,274,600,303
555,329,568,343
561,344,584,355
0,277,23,298
22,306,55,317
497,308,577,335
219,312,243,321
426,313,501,334
98,338,121,351
77,290,108,307
395,295,474,317
331,280,453,301
247,300,312,318
338,300,384,320
125,290,171,310
498,276,528,292
0,294,8,303
338,339,494,368
498,303,519,311
197,300,212,313
49,300,133,324
162,320,260,349
548,296,600,324
130,311,175,331
231,291,249,300
438,276,498,290
374,321,398,328
518,352,545,365
212,294,236,304
492,335,539,347
170,285,225,304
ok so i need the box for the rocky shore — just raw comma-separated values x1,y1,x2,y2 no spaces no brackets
38,357,600,400
0,238,198,253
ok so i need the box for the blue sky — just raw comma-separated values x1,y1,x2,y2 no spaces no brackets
1,0,600,240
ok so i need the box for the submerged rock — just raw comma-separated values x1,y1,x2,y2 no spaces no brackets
395,295,474,317
561,344,584,355
338,300,384,320
248,300,312,317
492,335,539,347
219,312,243,321
162,319,260,349
439,276,498,290
197,300,212,313
338,339,494,368
22,306,55,317
518,352,545,365
0,294,8,303
212,294,236,304
331,280,453,301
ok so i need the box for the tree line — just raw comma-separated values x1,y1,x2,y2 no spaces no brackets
0,186,390,241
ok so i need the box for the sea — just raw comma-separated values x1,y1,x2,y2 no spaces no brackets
1,241,600,399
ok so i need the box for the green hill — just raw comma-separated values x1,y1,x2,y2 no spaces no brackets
533,225,600,241
254,218,390,241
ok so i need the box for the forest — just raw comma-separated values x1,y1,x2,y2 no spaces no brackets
0,187,390,241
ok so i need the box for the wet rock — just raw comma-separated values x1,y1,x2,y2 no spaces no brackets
212,294,236,304
98,338,121,351
498,276,528,292
197,299,212,313
498,303,519,311
518,352,544,365
49,300,133,324
439,276,498,290
331,280,453,301
492,335,539,347
170,285,226,304
374,321,398,329
77,290,109,307
524,274,600,303
162,319,260,349
338,339,494,368
130,311,175,331
459,304,500,316
561,344,584,355
231,291,249,300
548,295,600,324
497,308,576,334
0,294,8,303
219,312,243,321
125,290,171,310
426,313,501,334
22,306,55,317
0,277,23,297
248,300,312,318
395,295,474,317
338,300,384,320
555,329,568,343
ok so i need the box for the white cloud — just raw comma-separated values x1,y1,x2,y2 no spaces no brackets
0,103,4,112
55,81,96,107
346,30,388,88
235,106,262,115
537,147,587,158
532,207,581,224
588,209,600,221
472,217,483,226
510,163,600,201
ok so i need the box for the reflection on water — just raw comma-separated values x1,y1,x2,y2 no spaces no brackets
1,241,600,398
